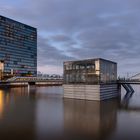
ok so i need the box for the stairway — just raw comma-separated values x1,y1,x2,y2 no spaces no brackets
122,84,134,93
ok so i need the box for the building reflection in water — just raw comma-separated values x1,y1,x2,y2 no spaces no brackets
0,86,124,140
34,86,64,140
34,87,119,140
63,99,119,140
0,87,36,140
35,97,64,140
0,90,4,118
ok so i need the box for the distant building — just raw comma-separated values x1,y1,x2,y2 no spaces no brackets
0,15,37,78
63,58,118,101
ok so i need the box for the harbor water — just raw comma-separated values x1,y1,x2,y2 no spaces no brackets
0,85,139,140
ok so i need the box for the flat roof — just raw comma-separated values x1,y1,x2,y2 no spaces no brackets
64,58,117,64
0,15,36,30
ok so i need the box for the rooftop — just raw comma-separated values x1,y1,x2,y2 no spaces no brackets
0,15,36,30
64,58,117,64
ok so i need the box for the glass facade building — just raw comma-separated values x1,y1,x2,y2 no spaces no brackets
64,58,117,84
0,15,37,77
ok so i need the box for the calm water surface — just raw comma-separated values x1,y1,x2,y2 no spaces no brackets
0,85,140,140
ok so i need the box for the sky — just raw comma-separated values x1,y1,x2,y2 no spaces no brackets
0,0,140,76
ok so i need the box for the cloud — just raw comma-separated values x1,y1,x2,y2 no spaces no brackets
0,0,140,75
37,35,75,73
50,34,73,43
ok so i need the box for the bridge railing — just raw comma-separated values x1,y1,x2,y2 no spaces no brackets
117,79,140,82
6,76,63,82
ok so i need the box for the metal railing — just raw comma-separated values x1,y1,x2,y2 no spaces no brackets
6,76,63,82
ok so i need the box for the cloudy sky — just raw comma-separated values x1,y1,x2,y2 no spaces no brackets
0,0,140,76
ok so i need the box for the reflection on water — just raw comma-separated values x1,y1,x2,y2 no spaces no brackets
0,91,4,118
63,99,118,140
0,88,36,140
0,85,139,140
36,97,64,140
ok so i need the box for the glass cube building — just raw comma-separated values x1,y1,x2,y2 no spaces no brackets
0,15,37,76
64,58,117,84
63,58,118,101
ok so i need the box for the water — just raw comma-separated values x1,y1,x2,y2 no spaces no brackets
0,85,140,140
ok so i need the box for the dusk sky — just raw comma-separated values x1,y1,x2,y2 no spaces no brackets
0,0,140,76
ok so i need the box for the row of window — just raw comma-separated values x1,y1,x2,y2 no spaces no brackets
0,36,36,47
65,64,95,70
4,69,36,74
0,31,36,42
3,61,36,66
0,48,36,55
64,74,99,84
0,27,36,40
0,25,36,35
0,51,36,61
0,57,36,65
0,16,36,32
0,23,36,32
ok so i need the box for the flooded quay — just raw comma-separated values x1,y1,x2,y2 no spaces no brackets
0,86,139,140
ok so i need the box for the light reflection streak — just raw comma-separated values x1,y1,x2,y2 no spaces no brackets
0,90,4,119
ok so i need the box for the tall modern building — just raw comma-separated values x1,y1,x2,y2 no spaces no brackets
0,15,37,78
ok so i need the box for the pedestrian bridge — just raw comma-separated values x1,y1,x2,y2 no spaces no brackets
0,76,63,87
117,80,140,94
117,80,140,84
6,76,63,82
2,75,140,93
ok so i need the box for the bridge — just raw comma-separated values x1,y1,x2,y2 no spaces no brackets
0,76,63,87
116,73,140,112
117,73,140,93
117,80,140,84
6,76,63,82
0,73,140,92
117,80,138,94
